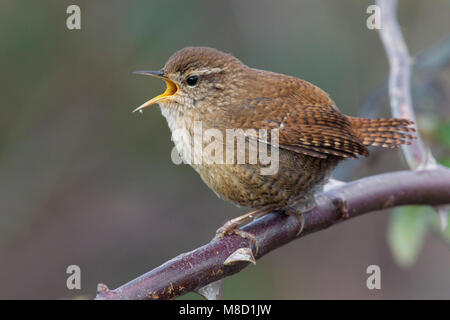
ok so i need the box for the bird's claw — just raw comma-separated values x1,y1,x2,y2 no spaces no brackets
214,224,259,255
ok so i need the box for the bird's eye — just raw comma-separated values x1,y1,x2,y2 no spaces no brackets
186,75,199,87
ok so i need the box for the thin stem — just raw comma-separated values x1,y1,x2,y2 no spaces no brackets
377,0,430,168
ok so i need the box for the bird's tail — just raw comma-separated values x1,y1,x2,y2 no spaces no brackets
348,117,417,148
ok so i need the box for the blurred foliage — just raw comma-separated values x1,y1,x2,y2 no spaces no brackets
441,217,450,245
388,206,431,268
388,118,450,268
436,120,450,150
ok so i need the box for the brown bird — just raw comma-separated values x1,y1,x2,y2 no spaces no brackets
134,47,415,242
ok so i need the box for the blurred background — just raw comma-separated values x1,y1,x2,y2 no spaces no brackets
1,0,449,299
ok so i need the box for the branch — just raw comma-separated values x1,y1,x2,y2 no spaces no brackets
336,35,450,180
95,168,450,300
377,0,430,168
377,0,448,226
360,35,450,120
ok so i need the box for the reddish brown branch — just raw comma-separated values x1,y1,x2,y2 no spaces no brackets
95,168,450,300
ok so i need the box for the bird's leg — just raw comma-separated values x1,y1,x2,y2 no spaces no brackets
284,206,306,237
284,197,316,236
213,207,270,249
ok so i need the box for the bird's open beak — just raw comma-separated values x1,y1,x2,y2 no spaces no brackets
133,70,179,112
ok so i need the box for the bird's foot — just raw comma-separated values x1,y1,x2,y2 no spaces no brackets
213,208,269,254
214,223,257,247
284,205,307,236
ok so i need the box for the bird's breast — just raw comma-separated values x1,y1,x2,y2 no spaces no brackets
159,105,200,166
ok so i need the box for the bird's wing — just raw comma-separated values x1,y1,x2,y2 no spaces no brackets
217,96,368,159
274,102,368,158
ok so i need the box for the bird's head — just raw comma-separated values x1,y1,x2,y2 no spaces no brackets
134,47,246,114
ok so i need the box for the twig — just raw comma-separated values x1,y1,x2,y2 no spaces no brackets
377,0,448,227
360,35,450,120
339,35,450,180
377,0,430,168
95,168,450,300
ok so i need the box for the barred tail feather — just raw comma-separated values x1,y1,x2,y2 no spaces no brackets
348,117,417,149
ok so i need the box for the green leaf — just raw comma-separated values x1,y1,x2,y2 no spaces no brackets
438,157,450,168
436,122,450,148
443,218,450,244
388,206,430,268
429,206,450,244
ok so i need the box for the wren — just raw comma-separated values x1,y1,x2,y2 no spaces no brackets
134,47,415,241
